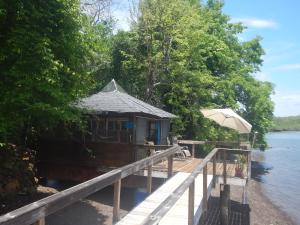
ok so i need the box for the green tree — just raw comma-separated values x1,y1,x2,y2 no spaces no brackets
109,0,274,143
0,0,91,144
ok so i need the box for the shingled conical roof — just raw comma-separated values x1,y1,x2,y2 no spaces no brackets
76,79,176,118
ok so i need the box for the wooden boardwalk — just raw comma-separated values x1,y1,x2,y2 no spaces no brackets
116,172,214,225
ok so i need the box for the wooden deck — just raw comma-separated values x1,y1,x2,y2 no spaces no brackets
152,158,247,179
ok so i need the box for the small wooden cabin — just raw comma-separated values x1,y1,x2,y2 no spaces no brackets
37,79,176,181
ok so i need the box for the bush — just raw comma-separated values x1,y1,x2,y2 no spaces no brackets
0,143,37,198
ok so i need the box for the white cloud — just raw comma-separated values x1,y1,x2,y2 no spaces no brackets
111,0,139,31
272,92,300,116
254,72,269,81
112,8,131,31
231,18,278,29
272,63,300,71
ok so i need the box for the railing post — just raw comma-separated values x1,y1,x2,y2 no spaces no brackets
192,144,195,158
202,164,208,218
213,155,217,188
247,151,251,180
220,184,230,225
113,179,121,223
147,164,153,193
168,155,173,178
33,218,45,225
188,181,195,225
223,149,227,184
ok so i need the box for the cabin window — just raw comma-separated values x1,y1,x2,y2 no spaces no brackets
107,118,131,143
89,117,132,143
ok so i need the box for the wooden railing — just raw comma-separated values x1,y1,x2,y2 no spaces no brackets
178,140,251,156
0,145,251,225
141,148,251,225
0,145,180,225
134,144,173,161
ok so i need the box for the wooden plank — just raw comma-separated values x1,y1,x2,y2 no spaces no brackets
168,155,173,178
178,140,205,145
117,173,213,225
116,173,191,225
213,156,216,188
247,151,251,180
202,164,208,219
223,150,227,184
113,179,122,223
147,165,152,193
192,144,195,158
188,181,195,225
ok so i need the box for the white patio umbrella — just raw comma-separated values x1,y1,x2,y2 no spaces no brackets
200,108,252,134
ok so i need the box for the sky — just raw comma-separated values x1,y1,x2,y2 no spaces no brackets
112,0,300,117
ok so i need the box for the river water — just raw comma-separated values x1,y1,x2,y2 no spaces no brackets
252,131,300,224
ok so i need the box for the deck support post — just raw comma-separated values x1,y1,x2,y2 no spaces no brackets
188,181,195,225
202,164,208,219
213,155,217,188
147,164,153,193
220,184,230,225
33,218,45,225
192,144,195,158
247,151,251,180
113,179,121,223
168,155,173,178
223,150,227,184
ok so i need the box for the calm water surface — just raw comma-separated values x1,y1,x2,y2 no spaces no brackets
253,131,300,224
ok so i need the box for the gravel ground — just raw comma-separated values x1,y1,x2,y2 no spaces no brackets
247,179,295,225
210,179,295,225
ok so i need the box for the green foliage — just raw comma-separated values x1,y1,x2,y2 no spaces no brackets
0,0,274,147
0,0,93,143
272,116,300,131
109,0,274,144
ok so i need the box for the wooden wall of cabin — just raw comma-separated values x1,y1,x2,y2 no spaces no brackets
37,139,135,182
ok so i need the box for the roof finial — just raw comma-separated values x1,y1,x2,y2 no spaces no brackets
101,79,126,93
